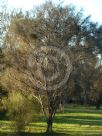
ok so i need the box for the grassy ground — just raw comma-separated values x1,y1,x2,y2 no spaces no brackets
0,105,102,135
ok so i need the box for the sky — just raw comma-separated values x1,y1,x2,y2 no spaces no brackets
4,0,102,23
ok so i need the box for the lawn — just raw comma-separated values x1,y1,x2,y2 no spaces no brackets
0,105,102,136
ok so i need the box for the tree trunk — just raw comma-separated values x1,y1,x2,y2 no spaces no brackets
46,117,53,133
84,90,88,105
96,100,101,110
59,103,64,113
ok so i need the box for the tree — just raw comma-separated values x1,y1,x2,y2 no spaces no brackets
3,1,99,133
89,55,102,109
67,50,97,105
66,20,99,105
0,0,10,98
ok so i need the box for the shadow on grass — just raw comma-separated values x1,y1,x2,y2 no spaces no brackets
53,106,102,126
64,106,102,114
1,132,102,136
0,132,69,136
55,115,102,126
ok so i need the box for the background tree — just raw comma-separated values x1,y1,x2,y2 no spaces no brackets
89,55,102,109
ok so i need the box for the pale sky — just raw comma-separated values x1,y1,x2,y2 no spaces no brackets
5,0,102,23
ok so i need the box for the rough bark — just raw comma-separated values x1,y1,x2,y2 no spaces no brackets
46,115,53,133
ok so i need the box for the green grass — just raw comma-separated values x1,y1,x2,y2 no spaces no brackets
1,105,102,135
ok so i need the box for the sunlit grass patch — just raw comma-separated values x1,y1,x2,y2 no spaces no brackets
1,105,102,135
